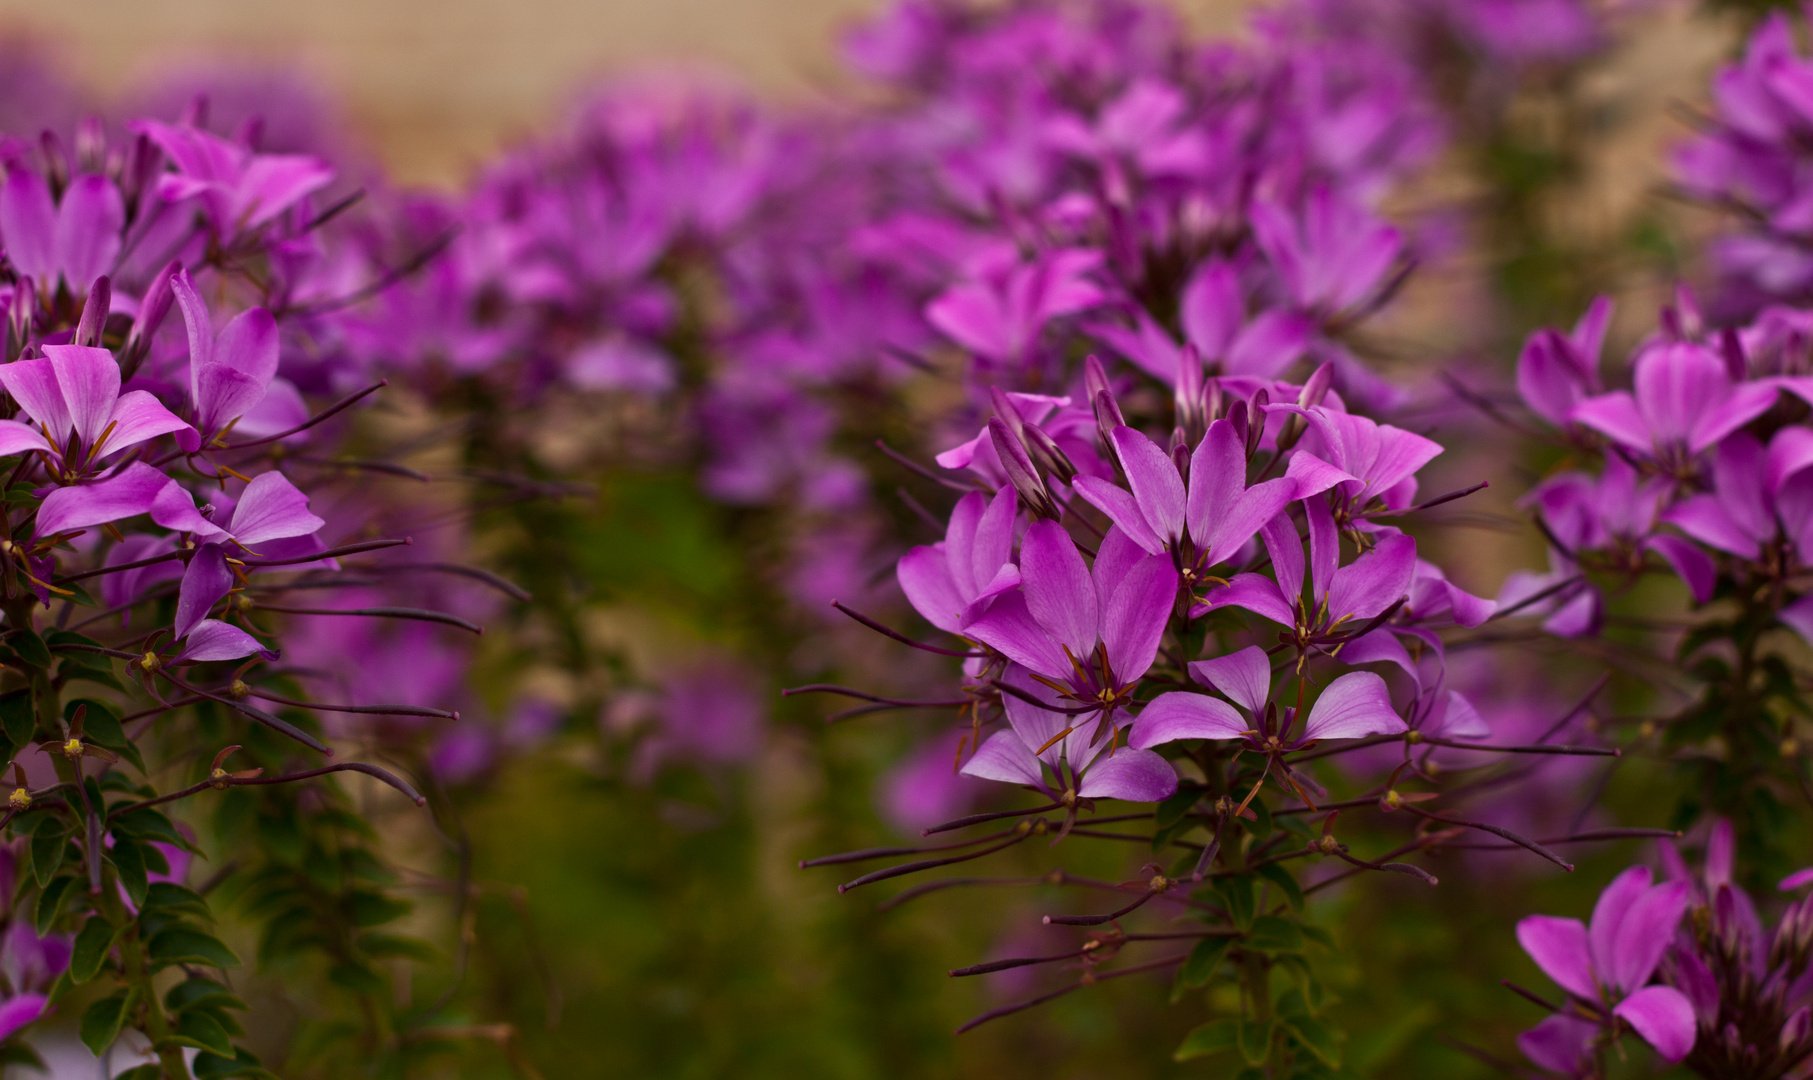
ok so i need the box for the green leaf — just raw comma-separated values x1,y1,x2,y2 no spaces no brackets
166,977,248,1015
28,822,66,888
70,915,121,984
1246,914,1305,953
327,961,383,994
0,1044,46,1070
1243,800,1275,843
112,809,201,853
143,883,211,919
1254,862,1304,910
173,1009,234,1056
1174,1018,1239,1061
1215,876,1255,930
1171,935,1232,1001
67,700,141,771
1237,1018,1274,1066
356,932,439,963
112,1067,162,1080
1281,1012,1342,1067
345,891,412,927
108,841,148,907
192,1047,278,1080
1300,923,1335,949
33,875,77,934
147,928,240,971
10,629,50,669
78,990,130,1057
0,689,32,747
46,632,108,667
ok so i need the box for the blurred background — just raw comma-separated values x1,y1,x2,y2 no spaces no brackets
0,1,1764,1078
0,0,1248,187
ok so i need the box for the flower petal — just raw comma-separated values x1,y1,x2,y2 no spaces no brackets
960,729,1045,789
1516,1014,1596,1077
965,591,1070,681
1613,985,1697,1063
34,461,169,537
53,173,123,293
1099,552,1177,684
41,344,120,448
1326,532,1416,621
897,544,965,634
1077,747,1177,802
1074,475,1166,555
178,619,278,663
1110,425,1185,544
1515,914,1598,1000
174,543,233,641
1187,645,1271,714
1608,880,1690,992
228,471,324,546
1129,692,1247,748
0,164,56,280
1020,519,1098,658
1588,865,1653,981
105,390,195,459
1196,573,1294,627
1299,671,1405,741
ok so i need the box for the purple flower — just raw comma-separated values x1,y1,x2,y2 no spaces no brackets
0,164,122,294
925,248,1105,364
964,522,1178,735
170,268,283,451
1517,296,1611,428
1198,497,1417,650
1280,405,1442,514
0,345,193,481
896,487,1020,634
1089,258,1312,381
1568,341,1783,472
150,470,326,551
131,120,335,239
961,668,1177,803
1250,186,1402,316
1515,866,1696,1068
1664,427,1813,565
1130,644,1405,751
168,543,277,663
1073,420,1297,595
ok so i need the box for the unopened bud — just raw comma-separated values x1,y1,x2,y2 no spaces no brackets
1175,343,1207,447
1783,1007,1811,1055
1245,388,1269,459
74,276,110,348
989,418,1060,521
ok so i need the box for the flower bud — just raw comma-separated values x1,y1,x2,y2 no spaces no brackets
1245,388,1269,459
989,418,1060,521
1782,1006,1811,1054
1175,343,1207,447
74,276,110,349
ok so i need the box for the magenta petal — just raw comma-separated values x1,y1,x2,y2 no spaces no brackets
1690,380,1781,452
1588,865,1653,982
53,173,124,292
964,564,1021,622
1516,1014,1596,1076
105,390,194,458
1781,867,1813,890
1306,496,1339,602
1336,630,1418,685
172,269,216,377
999,668,1077,769
179,618,278,663
0,357,70,441
0,992,46,1043
1099,553,1177,684
1770,425,1813,492
1074,475,1166,555
1185,419,1244,546
898,546,964,634
237,154,336,229
1129,692,1247,748
34,461,170,537
40,344,119,447
0,165,55,280
1608,880,1690,992
1283,451,1355,501
1020,520,1098,658
1517,329,1586,426
0,421,50,458
969,487,1019,595
194,365,268,440
1515,915,1599,999
960,729,1045,789
1179,258,1241,356
942,492,986,597
1227,310,1311,378
1326,532,1416,620
174,543,233,641
1299,671,1404,741
1781,594,1813,644
1204,478,1295,567
1613,986,1697,1063
1635,343,1728,445
1090,526,1149,597
1077,747,1177,802
214,306,281,386
1570,391,1651,452
965,592,1071,681
1261,514,1306,605
228,471,325,546
148,481,227,541
1198,573,1295,627
1110,425,1185,544
1645,535,1718,604
1187,645,1271,713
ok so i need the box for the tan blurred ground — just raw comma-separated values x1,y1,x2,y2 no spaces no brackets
0,0,1247,189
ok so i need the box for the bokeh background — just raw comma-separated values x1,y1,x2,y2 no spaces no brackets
0,1,1769,1077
